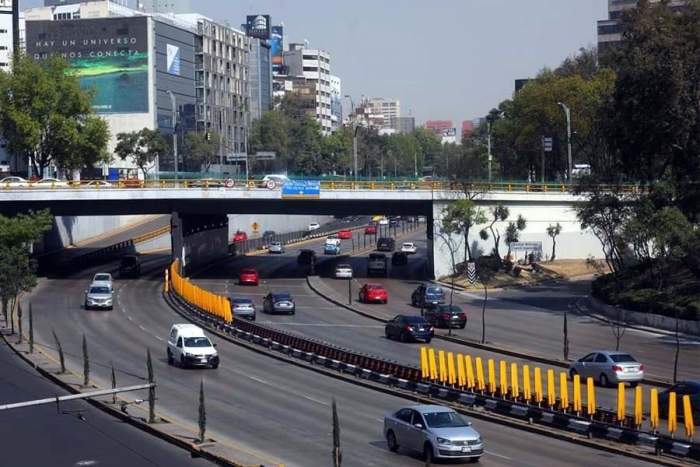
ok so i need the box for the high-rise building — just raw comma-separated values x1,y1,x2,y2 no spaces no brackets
142,0,190,14
249,38,272,121
330,75,341,133
394,117,415,134
461,120,473,138
365,98,401,130
425,120,453,136
0,1,24,71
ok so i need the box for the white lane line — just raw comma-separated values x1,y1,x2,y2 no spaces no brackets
155,336,164,342
375,418,383,423
304,396,329,406
248,375,269,385
486,450,511,460
138,325,146,331
127,316,134,321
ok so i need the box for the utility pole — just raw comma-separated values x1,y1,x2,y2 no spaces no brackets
244,109,249,183
353,124,359,186
557,102,573,183
487,123,492,183
166,91,178,182
541,135,545,184
414,151,418,179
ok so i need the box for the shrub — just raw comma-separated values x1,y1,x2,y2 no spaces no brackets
476,255,502,272
503,260,514,273
512,266,522,277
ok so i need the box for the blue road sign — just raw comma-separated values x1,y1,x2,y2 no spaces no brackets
281,180,321,198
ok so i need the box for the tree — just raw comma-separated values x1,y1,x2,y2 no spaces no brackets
546,223,563,261
610,305,628,352
183,131,219,172
250,109,289,173
436,214,464,336
115,128,169,178
198,380,207,443
331,397,342,467
441,200,487,264
82,334,89,387
478,264,497,344
504,214,527,260
0,53,111,177
479,205,510,260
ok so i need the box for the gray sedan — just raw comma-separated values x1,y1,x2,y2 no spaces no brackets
568,350,644,387
263,292,295,315
384,405,483,462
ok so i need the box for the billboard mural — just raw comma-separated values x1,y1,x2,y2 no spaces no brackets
269,25,284,74
245,15,271,40
25,17,149,114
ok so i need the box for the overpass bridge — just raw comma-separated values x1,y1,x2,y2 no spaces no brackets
0,181,617,278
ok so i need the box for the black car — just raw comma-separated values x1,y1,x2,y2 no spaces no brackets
297,249,316,265
425,304,467,329
376,237,396,252
389,218,400,227
411,284,446,308
391,252,408,266
119,255,141,278
385,315,434,343
262,230,276,238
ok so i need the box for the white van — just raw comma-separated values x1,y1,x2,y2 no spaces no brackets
166,324,219,369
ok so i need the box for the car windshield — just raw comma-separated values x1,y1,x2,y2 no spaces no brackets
337,264,351,269
438,305,462,313
423,411,468,428
426,287,444,295
89,286,110,294
94,274,111,281
230,298,253,305
271,242,282,246
184,337,212,348
241,269,256,275
403,243,413,247
273,293,292,300
609,353,637,363
122,257,137,265
368,285,385,290
404,316,428,324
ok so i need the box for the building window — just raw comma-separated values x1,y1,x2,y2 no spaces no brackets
0,29,7,34
598,23,623,36
0,46,7,50
303,66,318,72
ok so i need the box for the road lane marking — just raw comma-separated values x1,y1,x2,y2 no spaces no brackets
304,396,329,406
127,316,133,321
138,325,146,331
248,375,269,385
486,450,511,460
155,336,164,342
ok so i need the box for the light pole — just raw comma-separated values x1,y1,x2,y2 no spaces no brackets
344,94,358,185
487,122,492,183
557,102,572,183
166,90,178,182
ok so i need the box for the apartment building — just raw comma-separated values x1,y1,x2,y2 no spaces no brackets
366,97,401,130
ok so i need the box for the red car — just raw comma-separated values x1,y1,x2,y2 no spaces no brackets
233,230,248,242
338,229,352,239
359,283,388,304
364,225,377,235
238,268,259,286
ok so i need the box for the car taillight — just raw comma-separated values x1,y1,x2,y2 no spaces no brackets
429,326,434,331
442,313,450,319
459,313,466,319
406,326,414,331
612,365,622,372
639,365,644,371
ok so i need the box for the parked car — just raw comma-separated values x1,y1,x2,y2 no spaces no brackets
228,297,256,321
297,249,316,265
383,405,483,463
364,225,377,235
425,304,467,329
238,268,259,286
376,237,396,252
359,283,388,304
92,273,114,292
36,177,69,188
658,381,700,423
119,255,141,278
268,241,286,254
324,243,340,255
411,284,446,308
0,176,29,188
385,315,434,343
233,230,248,242
391,252,408,266
263,292,296,315
166,324,219,369
308,222,321,231
568,351,644,387
389,218,400,227
338,229,352,239
334,264,353,279
84,284,113,310
401,242,418,254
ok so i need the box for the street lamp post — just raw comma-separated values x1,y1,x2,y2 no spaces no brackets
487,122,492,183
344,94,358,186
557,102,573,183
166,91,178,183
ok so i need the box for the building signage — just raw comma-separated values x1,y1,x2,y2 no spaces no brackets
255,151,276,160
166,44,180,76
245,15,271,40
510,241,543,251
442,128,457,137
25,17,149,114
281,180,321,199
226,153,247,162
269,25,284,73
543,137,553,152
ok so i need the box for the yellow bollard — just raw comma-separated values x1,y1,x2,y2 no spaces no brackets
475,357,485,391
634,386,643,428
456,354,466,387
683,395,695,438
164,269,169,292
447,352,456,385
510,362,519,399
428,348,438,380
547,369,556,407
587,377,596,417
487,359,496,394
617,383,626,423
534,367,543,404
650,388,659,431
465,355,475,389
559,372,569,410
499,360,508,397
420,348,429,379
438,350,447,383
522,365,531,402
668,391,677,435
573,374,582,413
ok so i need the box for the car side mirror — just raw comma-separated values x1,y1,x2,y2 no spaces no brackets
213,343,218,348
414,423,424,430
467,421,472,426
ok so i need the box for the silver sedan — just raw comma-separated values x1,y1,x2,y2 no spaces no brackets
569,350,644,387
384,405,483,462
268,241,286,253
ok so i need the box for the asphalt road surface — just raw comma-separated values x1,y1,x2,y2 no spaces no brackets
21,252,664,467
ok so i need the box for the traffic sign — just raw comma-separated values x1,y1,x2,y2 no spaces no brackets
224,178,234,188
252,222,259,231
281,180,321,198
543,137,553,152
226,152,247,161
467,262,476,284
255,151,276,160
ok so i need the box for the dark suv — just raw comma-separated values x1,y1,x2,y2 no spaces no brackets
297,249,316,265
411,283,446,308
119,255,141,278
376,237,396,252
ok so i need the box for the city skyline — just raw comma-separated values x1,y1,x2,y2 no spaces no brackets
21,0,608,124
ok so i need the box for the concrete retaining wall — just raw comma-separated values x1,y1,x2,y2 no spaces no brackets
40,215,149,253
586,296,700,336
228,214,333,240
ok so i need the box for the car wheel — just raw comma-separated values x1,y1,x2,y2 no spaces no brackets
212,363,219,369
599,374,609,387
569,369,578,381
423,443,434,463
167,349,173,365
399,332,408,343
411,298,416,306
385,328,392,340
289,309,295,315
383,299,388,304
84,302,89,310
386,430,399,452
180,355,187,369
468,457,481,463
459,324,466,329
425,338,432,344
358,295,363,303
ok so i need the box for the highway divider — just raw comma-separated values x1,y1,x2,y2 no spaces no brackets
166,261,700,462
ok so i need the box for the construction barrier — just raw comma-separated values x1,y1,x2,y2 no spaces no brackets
170,260,232,322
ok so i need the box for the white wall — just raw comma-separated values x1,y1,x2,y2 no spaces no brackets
432,200,604,278
228,214,333,239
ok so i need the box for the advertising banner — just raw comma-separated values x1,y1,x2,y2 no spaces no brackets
25,17,150,114
269,25,283,73
246,15,271,40
166,44,180,76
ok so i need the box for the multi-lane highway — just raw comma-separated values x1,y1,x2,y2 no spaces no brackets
21,229,666,466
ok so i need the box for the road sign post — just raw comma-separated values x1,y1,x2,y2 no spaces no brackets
467,262,476,284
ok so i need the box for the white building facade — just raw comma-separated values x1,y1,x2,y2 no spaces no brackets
330,74,341,133
0,1,25,171
367,97,401,130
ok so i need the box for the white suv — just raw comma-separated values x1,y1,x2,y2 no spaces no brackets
166,324,219,369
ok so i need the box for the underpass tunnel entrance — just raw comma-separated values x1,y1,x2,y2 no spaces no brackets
171,212,229,277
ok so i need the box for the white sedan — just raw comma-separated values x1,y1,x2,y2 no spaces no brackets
309,222,321,231
36,177,70,188
378,217,389,225
401,242,418,254
334,264,353,279
83,180,114,188
0,176,29,188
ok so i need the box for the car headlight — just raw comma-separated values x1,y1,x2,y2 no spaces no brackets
436,437,453,446
184,353,196,358
475,437,483,444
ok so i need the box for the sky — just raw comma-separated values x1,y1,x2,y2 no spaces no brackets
22,0,609,125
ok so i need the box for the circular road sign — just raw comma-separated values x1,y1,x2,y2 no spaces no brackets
225,178,235,188
266,180,276,190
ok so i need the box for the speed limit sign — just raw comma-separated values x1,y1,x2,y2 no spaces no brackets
224,178,235,188
266,180,276,190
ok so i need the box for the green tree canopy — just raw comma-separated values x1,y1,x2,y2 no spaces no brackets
183,131,219,172
115,128,169,178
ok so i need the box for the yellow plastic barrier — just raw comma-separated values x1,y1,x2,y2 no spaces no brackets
510,362,519,399
560,372,569,410
587,377,596,416
650,388,659,431
634,386,643,428
668,391,677,435
547,369,556,407
617,383,626,422
438,350,447,383
169,260,233,324
447,352,456,385
456,354,466,387
522,365,531,402
487,359,496,394
683,395,695,438
420,348,429,379
572,374,581,413
466,355,476,389
534,367,543,404
428,348,438,380
499,360,507,397
475,357,485,391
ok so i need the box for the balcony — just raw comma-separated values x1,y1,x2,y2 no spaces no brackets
195,63,205,71
195,46,203,54
195,80,205,88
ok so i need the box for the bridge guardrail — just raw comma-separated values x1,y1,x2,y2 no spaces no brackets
166,259,699,462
